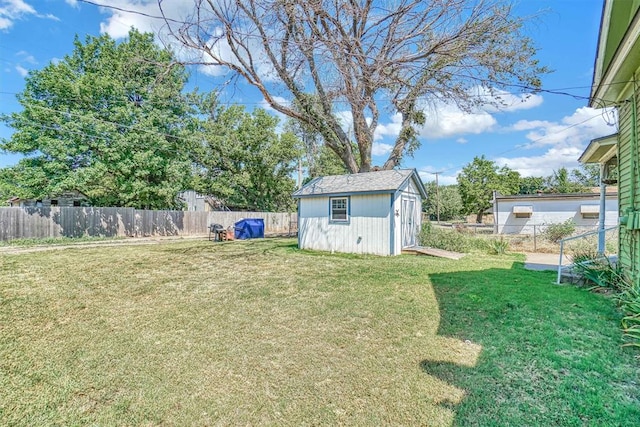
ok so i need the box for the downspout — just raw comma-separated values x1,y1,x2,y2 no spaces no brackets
632,85,639,285
631,88,637,211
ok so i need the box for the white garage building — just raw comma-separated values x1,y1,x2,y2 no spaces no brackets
492,191,618,234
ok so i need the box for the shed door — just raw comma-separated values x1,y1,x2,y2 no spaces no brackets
402,198,417,247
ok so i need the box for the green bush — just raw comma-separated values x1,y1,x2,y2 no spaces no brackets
570,249,626,291
569,249,640,348
487,237,509,255
542,219,576,243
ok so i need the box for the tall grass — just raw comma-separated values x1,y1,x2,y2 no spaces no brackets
419,222,507,254
570,250,640,348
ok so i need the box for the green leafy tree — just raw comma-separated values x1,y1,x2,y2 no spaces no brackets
570,164,600,188
191,102,299,211
284,116,348,181
458,156,520,223
423,182,463,221
545,167,587,194
0,30,192,209
518,176,545,194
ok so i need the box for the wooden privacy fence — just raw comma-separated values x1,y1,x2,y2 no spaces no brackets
0,207,297,241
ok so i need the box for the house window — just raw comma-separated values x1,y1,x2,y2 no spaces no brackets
50,200,58,206
73,200,81,207
330,197,349,222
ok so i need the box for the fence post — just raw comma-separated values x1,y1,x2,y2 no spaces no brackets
533,224,537,252
557,240,565,284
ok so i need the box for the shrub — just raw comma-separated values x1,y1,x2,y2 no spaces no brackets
570,249,625,291
418,222,488,253
487,237,509,255
543,219,576,243
618,280,640,348
569,249,640,348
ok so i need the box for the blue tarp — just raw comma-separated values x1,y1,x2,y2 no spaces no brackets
234,218,264,240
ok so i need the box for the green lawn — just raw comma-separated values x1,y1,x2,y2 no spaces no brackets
1,238,638,426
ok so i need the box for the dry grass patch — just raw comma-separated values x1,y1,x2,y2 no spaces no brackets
1,239,477,426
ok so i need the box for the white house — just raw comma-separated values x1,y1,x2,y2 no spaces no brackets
292,169,426,256
492,191,618,235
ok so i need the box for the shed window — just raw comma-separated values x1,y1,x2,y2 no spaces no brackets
330,197,349,222
50,199,58,206
513,205,533,218
580,205,599,219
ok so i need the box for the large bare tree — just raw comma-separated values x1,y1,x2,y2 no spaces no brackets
161,0,546,173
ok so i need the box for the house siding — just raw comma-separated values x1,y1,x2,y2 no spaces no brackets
617,87,640,281
298,193,392,255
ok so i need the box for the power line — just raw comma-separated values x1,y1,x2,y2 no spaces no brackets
76,0,628,105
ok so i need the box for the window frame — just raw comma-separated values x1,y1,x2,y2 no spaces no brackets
329,196,350,223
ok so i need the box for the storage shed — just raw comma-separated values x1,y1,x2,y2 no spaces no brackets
292,169,426,256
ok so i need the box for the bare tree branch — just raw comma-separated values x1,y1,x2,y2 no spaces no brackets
160,0,547,173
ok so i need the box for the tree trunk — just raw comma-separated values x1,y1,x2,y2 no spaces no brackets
476,211,484,224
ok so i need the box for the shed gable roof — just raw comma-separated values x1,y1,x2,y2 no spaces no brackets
292,169,426,198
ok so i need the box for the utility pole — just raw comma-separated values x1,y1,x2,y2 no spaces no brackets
429,171,444,223
434,172,440,223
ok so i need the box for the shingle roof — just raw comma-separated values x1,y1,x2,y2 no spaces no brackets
292,169,425,198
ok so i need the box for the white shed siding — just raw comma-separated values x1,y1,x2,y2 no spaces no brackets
298,193,392,255
401,179,422,196
495,196,618,234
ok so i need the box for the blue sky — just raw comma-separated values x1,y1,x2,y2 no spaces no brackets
0,0,617,185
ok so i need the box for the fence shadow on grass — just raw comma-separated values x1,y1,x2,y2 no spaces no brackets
423,261,639,426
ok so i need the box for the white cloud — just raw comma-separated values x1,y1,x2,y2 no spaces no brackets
16,50,36,64
510,106,616,147
420,103,497,139
92,1,278,80
15,64,27,76
495,106,617,177
98,2,164,39
372,142,393,156
259,96,289,125
374,102,497,142
65,0,79,8
0,0,36,30
372,87,543,142
494,146,586,178
418,167,459,186
476,87,544,113
374,113,402,140
456,137,467,144
0,0,59,30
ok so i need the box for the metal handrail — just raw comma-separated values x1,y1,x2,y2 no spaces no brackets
556,225,619,284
